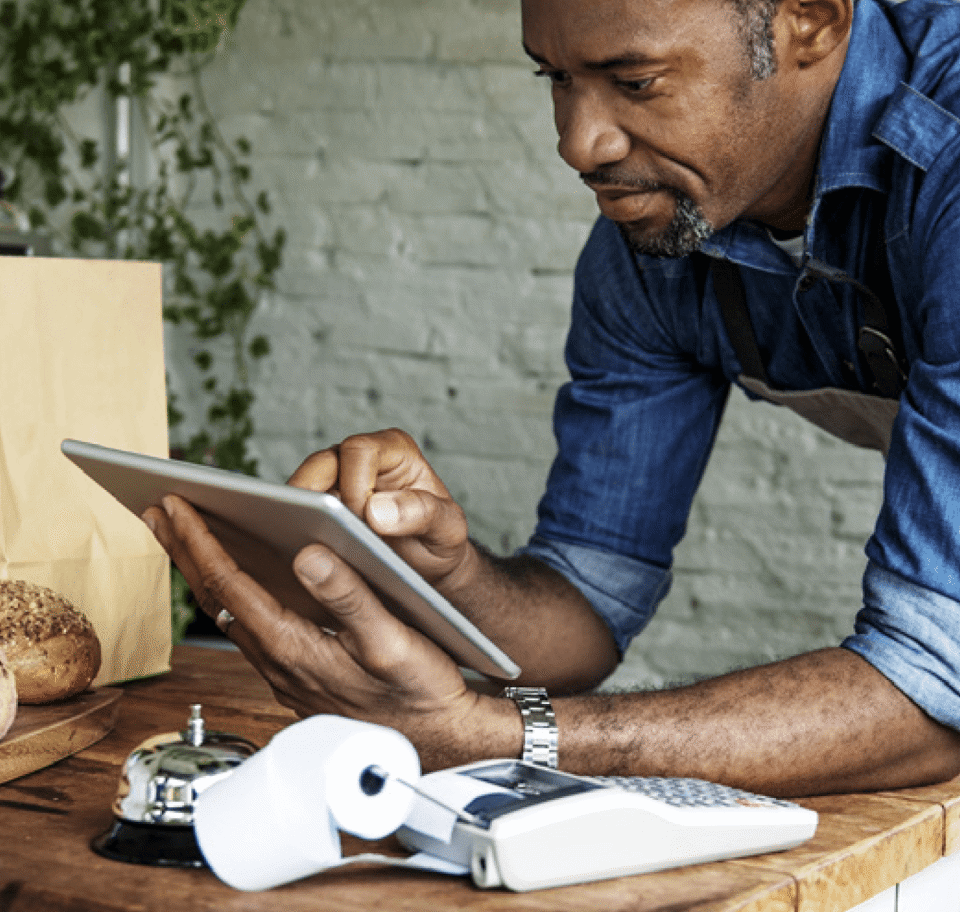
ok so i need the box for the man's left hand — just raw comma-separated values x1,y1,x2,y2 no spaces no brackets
142,494,520,769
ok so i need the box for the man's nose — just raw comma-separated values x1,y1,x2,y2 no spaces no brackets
555,89,630,174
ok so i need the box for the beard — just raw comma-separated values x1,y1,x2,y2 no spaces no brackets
581,170,715,258
616,190,715,259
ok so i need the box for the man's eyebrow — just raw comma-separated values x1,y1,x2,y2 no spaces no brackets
584,54,659,71
523,42,550,65
522,42,658,71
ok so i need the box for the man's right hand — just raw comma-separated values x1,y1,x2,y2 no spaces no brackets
286,428,480,597
290,428,620,692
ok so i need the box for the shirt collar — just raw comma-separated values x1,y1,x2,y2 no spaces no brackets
813,0,906,197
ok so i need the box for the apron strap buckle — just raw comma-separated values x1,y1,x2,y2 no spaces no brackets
857,325,908,399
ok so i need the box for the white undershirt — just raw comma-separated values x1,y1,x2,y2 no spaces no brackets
767,230,805,267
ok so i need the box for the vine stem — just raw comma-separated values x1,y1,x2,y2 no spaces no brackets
186,55,271,248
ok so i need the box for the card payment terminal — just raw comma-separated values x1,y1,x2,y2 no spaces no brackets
396,760,818,892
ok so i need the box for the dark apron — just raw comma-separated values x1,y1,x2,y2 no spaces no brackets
709,256,906,457
738,376,899,457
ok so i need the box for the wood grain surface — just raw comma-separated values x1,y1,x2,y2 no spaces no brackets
0,687,122,784
1,645,958,912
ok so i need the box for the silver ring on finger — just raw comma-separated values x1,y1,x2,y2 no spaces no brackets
215,608,236,634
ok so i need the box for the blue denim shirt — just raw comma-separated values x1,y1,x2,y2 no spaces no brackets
521,0,960,730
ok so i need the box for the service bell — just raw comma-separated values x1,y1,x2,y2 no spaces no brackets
92,704,258,867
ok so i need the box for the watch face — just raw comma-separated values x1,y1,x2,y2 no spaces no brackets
458,762,601,824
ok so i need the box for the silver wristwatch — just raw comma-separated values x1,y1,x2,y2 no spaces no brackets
501,686,558,768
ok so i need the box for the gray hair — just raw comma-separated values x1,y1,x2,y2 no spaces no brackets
730,0,779,79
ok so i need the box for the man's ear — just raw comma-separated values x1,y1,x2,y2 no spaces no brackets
778,0,853,67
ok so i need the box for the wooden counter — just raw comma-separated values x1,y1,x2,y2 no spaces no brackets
1,644,958,912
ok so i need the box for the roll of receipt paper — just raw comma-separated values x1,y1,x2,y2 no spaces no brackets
193,715,421,891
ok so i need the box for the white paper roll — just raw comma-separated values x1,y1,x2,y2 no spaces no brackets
193,715,421,891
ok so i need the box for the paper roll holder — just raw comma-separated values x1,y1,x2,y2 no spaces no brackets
91,704,258,867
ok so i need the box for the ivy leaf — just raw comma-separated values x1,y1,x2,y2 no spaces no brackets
70,210,106,243
43,177,68,207
249,335,270,358
79,138,98,169
2,0,275,489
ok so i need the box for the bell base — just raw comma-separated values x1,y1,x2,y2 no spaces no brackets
91,819,207,868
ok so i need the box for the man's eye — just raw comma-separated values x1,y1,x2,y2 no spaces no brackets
616,77,655,94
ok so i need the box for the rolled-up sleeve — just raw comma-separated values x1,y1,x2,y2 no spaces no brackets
843,560,960,730
517,219,729,655
854,145,960,730
519,534,673,656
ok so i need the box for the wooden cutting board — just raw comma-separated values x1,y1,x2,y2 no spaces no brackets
0,688,122,784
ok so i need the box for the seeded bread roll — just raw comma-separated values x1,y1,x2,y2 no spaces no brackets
0,580,101,704
0,648,15,739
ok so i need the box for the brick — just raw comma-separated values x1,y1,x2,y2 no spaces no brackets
386,162,490,216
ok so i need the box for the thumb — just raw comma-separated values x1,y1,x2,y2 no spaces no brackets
366,489,468,551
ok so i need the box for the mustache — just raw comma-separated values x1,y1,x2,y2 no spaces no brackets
579,169,672,193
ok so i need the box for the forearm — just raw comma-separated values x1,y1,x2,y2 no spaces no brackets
438,542,620,693
430,646,960,792
552,647,960,796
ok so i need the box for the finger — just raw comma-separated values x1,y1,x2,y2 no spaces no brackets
155,495,291,641
290,430,448,520
293,543,420,676
287,431,422,512
142,502,201,586
144,502,259,661
336,429,423,517
288,447,341,493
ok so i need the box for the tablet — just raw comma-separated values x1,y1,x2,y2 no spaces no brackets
61,438,520,679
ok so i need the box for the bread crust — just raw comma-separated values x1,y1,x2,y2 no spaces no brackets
0,648,15,738
0,580,101,704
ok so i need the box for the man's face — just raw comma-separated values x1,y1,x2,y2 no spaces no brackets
522,0,820,256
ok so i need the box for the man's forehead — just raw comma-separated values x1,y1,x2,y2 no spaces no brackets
521,0,723,62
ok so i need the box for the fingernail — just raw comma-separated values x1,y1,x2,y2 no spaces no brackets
368,493,400,529
296,549,334,583
142,512,157,533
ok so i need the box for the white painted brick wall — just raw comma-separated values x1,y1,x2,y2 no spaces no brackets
166,0,885,688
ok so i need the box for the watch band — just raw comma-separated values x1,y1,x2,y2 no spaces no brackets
501,686,558,768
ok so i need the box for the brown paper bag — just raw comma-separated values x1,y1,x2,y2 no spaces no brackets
0,256,171,685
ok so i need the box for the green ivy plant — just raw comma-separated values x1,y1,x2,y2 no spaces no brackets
0,0,285,473
0,0,287,638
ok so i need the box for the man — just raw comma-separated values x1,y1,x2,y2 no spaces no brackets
145,0,960,796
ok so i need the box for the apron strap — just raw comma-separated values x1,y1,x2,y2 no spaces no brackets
708,245,907,400
857,234,908,399
709,257,770,386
